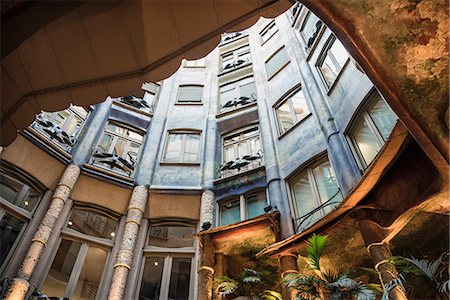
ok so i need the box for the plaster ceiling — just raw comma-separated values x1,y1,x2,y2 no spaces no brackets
1,0,291,145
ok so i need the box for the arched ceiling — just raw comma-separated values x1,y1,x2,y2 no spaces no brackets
1,0,291,145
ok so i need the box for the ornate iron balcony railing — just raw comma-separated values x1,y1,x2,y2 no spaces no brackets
218,150,263,178
31,115,76,151
219,94,257,113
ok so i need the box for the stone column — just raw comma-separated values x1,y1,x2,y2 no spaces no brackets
108,185,148,300
358,219,408,300
197,190,215,300
5,164,80,300
280,253,299,300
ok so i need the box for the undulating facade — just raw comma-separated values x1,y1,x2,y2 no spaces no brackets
0,3,448,300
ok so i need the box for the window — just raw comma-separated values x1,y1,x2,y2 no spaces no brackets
219,190,267,226
220,126,262,178
348,92,397,170
317,35,349,88
184,58,206,68
219,76,257,113
31,105,88,151
220,45,251,72
163,131,201,164
0,172,43,276
177,85,203,104
290,159,342,232
139,223,195,300
300,11,323,53
40,206,119,299
221,31,245,43
265,47,290,79
92,122,144,176
260,21,278,44
275,88,311,134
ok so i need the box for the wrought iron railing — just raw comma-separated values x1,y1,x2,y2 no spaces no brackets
294,188,341,233
221,57,251,73
30,115,76,151
219,94,257,113
218,150,263,178
119,95,154,113
91,148,136,176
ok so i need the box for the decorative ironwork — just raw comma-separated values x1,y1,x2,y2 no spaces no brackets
33,115,76,147
119,95,154,112
222,57,251,71
220,94,257,112
92,149,136,175
28,287,69,300
219,150,263,177
294,188,341,233
223,31,243,42
305,20,323,52
381,275,406,300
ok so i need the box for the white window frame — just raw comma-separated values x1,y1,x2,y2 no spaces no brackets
137,222,196,300
299,10,324,54
347,91,398,171
39,205,120,300
162,130,202,164
176,85,204,104
288,157,342,233
217,189,268,227
218,75,257,113
265,46,290,80
274,86,311,135
260,20,278,45
220,44,251,73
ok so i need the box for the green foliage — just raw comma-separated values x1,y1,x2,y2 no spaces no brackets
215,276,239,296
389,252,449,299
259,290,283,300
283,234,380,300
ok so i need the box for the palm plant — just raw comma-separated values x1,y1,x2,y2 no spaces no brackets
389,252,449,299
283,234,380,300
215,268,282,300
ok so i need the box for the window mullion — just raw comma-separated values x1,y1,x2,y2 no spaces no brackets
288,98,297,123
108,136,118,154
364,112,385,147
180,134,187,162
239,194,246,221
65,241,89,299
160,255,173,300
308,168,323,210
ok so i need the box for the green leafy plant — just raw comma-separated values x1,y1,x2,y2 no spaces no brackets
389,252,449,299
283,234,381,300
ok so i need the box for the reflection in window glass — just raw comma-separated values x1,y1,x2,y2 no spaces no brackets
312,162,342,214
68,208,118,239
276,89,310,134
0,173,40,212
163,132,201,163
368,100,397,140
41,240,82,298
139,257,165,300
246,192,267,219
73,246,108,300
318,37,349,87
220,199,240,226
353,119,380,166
0,214,24,270
168,258,191,300
148,225,194,248
265,47,289,78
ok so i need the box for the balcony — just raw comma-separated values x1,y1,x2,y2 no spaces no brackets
218,151,263,179
30,115,77,152
220,57,252,75
219,94,257,114
118,95,155,114
220,31,247,45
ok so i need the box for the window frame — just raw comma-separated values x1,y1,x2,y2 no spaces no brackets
347,91,398,171
265,46,290,80
220,44,252,73
39,204,120,300
91,121,145,177
315,35,350,91
274,85,312,136
260,20,278,45
161,130,202,165
217,189,268,227
299,10,325,56
287,156,342,233
176,84,204,105
218,75,257,114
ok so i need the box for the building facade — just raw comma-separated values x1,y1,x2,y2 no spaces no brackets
0,4,445,300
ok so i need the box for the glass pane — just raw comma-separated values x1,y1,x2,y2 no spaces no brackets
353,118,381,166
148,225,194,248
221,54,234,70
291,90,310,122
247,192,267,219
42,240,82,298
178,86,203,102
330,39,349,70
292,173,320,226
312,162,342,214
127,142,141,166
165,134,182,162
249,137,260,156
64,116,82,137
320,54,339,86
0,213,25,270
127,130,144,142
219,85,236,107
237,141,249,157
70,106,88,119
168,258,192,300
0,174,40,212
368,98,397,140
97,134,112,153
223,146,235,163
139,257,165,300
302,13,321,49
266,48,289,78
72,246,108,300
277,101,294,132
68,208,118,239
239,79,256,100
144,92,156,106
107,123,126,136
220,199,240,226
112,138,127,158
53,111,70,127
183,134,200,163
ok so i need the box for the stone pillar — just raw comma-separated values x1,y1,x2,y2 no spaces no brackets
280,253,298,300
108,185,148,300
197,190,215,300
5,164,80,300
358,220,408,300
